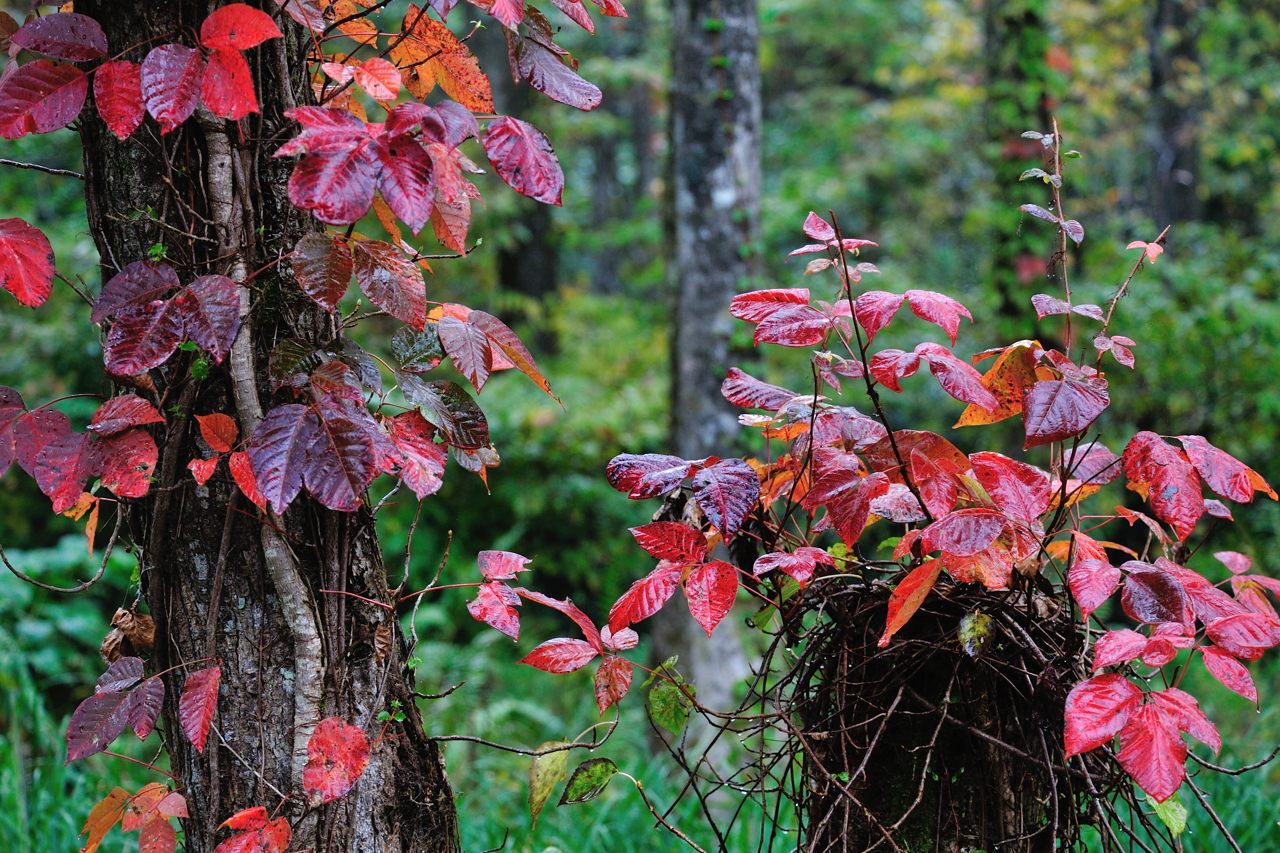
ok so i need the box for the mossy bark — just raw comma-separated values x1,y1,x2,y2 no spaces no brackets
76,3,459,849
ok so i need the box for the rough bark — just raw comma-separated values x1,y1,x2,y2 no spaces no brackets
659,0,761,716
76,3,459,850
1147,0,1202,225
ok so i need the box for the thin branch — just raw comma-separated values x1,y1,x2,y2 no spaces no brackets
0,157,82,179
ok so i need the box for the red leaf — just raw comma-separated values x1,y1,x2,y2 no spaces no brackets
123,676,164,740
0,218,55,307
89,395,164,437
201,48,258,120
1215,551,1252,575
304,397,386,512
754,304,836,347
1123,432,1204,540
200,4,282,51
1063,673,1141,756
178,666,221,753
904,290,972,345
94,60,144,140
371,134,434,234
287,143,378,225
691,458,759,536
1116,703,1185,802
684,560,738,636
0,60,87,139
1121,568,1193,627
914,343,999,410
1150,687,1220,753
1200,647,1257,703
214,808,290,853
802,211,836,242
247,404,318,512
721,367,795,411
97,657,145,693
93,261,180,324
177,275,242,363
103,301,184,375
67,689,131,761
868,349,922,392
730,288,810,324
291,234,352,312
188,456,219,485
922,508,1007,557
969,451,1050,525
354,57,401,100
386,411,447,499
1204,612,1280,660
483,116,564,205
752,546,833,588
1022,377,1110,449
513,588,602,651
194,414,237,455
521,637,600,673
1068,559,1121,619
228,451,267,510
0,387,24,478
439,315,493,392
605,453,699,499
351,239,426,329
35,432,95,512
910,449,957,519
608,564,682,632
853,291,904,343
96,429,159,500
302,717,371,805
1178,435,1270,504
877,558,943,647
468,580,521,639
826,471,890,545
141,45,204,133
139,819,177,853
12,13,106,61
630,522,707,564
508,33,602,112
594,656,633,714
14,408,71,476
1092,629,1148,671
467,310,557,400
477,550,531,581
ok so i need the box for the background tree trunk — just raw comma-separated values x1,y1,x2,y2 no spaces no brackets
1148,0,1202,226
658,0,762,718
75,3,459,850
985,0,1054,329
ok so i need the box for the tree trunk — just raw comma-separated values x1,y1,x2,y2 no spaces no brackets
1147,0,1201,225
985,0,1054,329
659,0,761,716
76,3,459,850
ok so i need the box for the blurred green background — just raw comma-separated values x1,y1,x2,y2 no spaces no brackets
2,0,1279,850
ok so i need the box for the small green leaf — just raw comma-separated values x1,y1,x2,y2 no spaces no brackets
648,676,694,736
559,757,618,805
190,357,210,380
878,536,902,553
1019,168,1049,182
1148,792,1187,835
528,740,570,825
959,611,993,658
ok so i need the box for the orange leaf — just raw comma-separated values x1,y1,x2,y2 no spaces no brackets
954,340,1038,428
391,5,494,112
80,787,129,853
877,559,943,647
